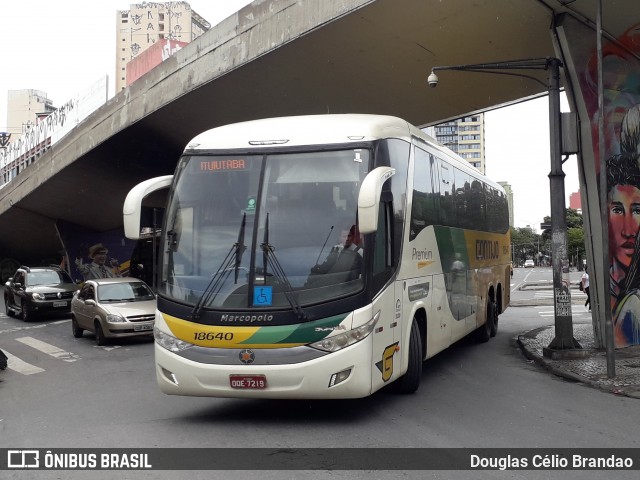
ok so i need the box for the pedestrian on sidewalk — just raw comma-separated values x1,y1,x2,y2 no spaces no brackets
582,267,590,311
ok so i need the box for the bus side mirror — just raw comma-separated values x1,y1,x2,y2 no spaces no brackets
123,175,173,239
357,167,395,234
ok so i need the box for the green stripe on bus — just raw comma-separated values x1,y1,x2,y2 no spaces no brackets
239,314,349,345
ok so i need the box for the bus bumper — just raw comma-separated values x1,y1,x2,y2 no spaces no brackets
154,339,375,399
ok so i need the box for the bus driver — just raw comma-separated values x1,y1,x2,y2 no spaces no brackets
309,224,363,282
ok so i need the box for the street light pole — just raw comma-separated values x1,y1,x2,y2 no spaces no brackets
428,57,583,357
544,58,582,354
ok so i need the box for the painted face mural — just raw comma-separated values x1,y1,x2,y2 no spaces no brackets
571,19,640,347
606,126,640,348
608,184,640,272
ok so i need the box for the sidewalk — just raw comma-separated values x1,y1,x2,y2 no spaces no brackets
516,320,640,399
512,276,640,399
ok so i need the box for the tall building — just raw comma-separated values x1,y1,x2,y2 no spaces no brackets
426,114,485,173
115,2,210,93
6,89,56,144
569,191,582,213
498,181,515,228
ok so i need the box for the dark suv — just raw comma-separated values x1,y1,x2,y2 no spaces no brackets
4,266,78,321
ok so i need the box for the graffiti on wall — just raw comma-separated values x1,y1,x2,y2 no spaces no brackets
578,24,640,347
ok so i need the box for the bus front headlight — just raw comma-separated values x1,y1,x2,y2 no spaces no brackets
310,311,380,353
154,327,193,352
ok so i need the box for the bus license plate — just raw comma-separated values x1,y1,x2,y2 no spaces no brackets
230,375,267,389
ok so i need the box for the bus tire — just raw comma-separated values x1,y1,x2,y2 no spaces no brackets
394,319,422,394
489,300,498,337
475,301,492,343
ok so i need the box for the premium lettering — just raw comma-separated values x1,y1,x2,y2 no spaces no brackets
412,248,432,261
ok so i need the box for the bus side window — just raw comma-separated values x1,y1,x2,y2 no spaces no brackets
410,148,438,240
372,190,394,293
440,161,454,227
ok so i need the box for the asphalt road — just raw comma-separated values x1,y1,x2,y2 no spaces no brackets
1,279,638,480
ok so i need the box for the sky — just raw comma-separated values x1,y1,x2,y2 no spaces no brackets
485,94,580,231
1,0,579,230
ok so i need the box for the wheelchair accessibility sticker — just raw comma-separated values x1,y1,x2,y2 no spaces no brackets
253,286,273,306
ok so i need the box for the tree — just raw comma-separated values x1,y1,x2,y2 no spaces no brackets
511,226,540,266
540,208,586,269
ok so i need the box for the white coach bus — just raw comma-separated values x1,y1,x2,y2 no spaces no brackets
123,114,511,399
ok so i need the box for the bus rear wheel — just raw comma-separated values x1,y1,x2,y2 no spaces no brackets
475,300,495,343
393,319,422,394
489,300,499,337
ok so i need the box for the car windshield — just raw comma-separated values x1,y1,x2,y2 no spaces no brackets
98,282,155,302
28,271,73,286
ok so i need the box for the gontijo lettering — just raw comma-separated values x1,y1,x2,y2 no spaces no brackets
476,239,500,260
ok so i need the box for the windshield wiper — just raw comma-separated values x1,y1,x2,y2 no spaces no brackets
260,213,308,322
191,213,247,319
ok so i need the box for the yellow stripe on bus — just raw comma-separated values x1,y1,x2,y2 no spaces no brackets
463,231,511,269
161,313,307,349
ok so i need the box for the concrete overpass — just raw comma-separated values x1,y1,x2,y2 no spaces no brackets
0,0,637,266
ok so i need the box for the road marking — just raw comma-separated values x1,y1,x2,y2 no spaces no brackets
95,345,121,351
1,349,45,375
538,307,591,317
535,291,586,298
15,337,81,362
0,323,47,335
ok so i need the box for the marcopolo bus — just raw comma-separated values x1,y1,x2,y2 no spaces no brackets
123,114,510,399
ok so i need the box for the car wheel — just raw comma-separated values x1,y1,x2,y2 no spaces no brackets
4,296,14,317
71,317,84,339
94,321,107,346
393,319,422,394
21,300,32,322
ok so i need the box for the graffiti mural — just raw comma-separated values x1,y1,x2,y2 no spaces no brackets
566,19,640,347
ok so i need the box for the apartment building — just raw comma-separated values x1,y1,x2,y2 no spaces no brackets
115,1,210,92
5,89,56,144
426,114,485,174
498,181,515,228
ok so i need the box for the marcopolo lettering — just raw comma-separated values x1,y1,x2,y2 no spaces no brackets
220,314,274,323
476,240,499,260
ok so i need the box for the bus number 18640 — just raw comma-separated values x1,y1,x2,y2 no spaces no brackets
194,332,234,341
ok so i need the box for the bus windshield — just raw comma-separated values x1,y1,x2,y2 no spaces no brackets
161,149,370,310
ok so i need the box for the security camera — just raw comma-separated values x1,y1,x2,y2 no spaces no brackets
427,71,439,88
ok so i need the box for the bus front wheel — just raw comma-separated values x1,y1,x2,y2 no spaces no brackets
393,319,422,394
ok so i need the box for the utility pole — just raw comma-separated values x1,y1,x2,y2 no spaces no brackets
543,58,582,355
427,57,584,358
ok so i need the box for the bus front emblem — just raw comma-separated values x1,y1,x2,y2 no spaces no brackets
239,349,255,364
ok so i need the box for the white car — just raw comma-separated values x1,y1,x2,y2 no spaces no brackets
71,277,156,345
524,259,535,268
